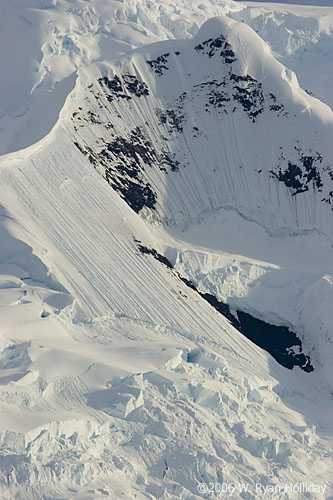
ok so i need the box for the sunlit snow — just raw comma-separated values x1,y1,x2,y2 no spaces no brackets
0,1,332,499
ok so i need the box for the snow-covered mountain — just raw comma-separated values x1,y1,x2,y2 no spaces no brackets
0,1,332,499
71,15,333,228
69,13,333,376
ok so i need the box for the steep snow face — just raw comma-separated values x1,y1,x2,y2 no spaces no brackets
0,124,332,500
68,14,333,386
0,4,333,500
2,0,333,154
71,16,333,236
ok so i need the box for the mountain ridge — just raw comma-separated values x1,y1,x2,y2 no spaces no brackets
0,5,332,500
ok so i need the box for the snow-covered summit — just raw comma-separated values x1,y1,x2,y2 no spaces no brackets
2,0,333,154
70,14,333,234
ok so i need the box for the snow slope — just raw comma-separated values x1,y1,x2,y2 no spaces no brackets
67,15,333,384
0,1,332,499
0,0,235,155
0,122,332,500
233,0,333,109
2,0,333,154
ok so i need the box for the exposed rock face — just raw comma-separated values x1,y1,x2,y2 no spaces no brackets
70,19,333,231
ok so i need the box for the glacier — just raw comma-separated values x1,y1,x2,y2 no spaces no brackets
0,1,332,499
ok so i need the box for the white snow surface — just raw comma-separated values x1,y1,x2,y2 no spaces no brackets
1,0,333,155
0,1,332,499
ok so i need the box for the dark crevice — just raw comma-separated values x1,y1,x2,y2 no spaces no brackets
137,244,314,373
